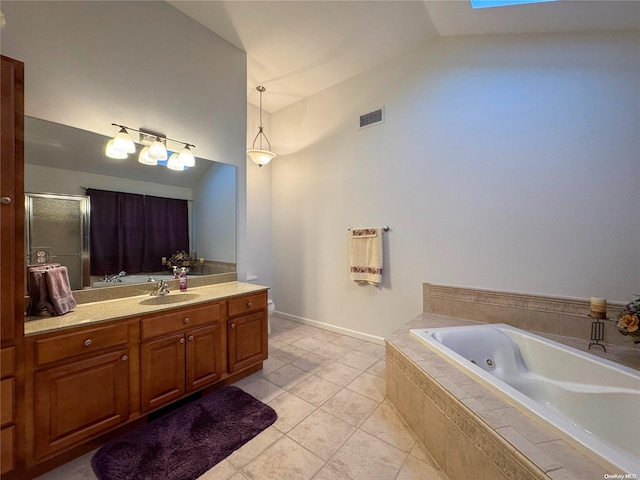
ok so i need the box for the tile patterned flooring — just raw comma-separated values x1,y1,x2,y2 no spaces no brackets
35,315,449,480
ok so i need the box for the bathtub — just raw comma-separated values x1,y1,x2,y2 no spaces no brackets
409,324,640,475
91,273,175,287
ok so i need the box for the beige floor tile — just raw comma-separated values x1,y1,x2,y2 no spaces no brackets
360,401,416,452
233,377,285,403
229,472,250,480
272,330,309,345
241,436,324,480
396,455,449,480
268,391,317,433
197,459,237,479
367,358,387,378
313,342,351,360
269,343,308,363
321,388,379,427
34,450,97,480
226,426,283,469
291,352,334,374
346,372,386,402
291,336,329,352
338,350,379,371
328,430,407,480
314,361,362,387
306,329,342,342
260,356,287,375
287,409,356,461
331,335,366,349
312,463,353,480
355,342,386,358
263,364,311,390
288,375,343,406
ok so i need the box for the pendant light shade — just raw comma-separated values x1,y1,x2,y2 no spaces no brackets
167,152,184,171
248,86,276,167
149,137,168,160
105,139,128,159
138,146,157,165
178,145,195,167
112,127,136,153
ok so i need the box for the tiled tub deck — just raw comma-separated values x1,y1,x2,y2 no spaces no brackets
386,313,639,480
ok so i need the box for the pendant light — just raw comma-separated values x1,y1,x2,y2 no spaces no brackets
247,86,276,167
178,144,195,167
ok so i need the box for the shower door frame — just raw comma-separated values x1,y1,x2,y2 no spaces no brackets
25,193,90,290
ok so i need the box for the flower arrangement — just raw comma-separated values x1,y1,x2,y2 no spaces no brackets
616,295,640,343
165,250,196,271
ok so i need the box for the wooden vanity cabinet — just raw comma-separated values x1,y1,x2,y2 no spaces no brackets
227,291,268,373
140,302,225,412
30,322,131,459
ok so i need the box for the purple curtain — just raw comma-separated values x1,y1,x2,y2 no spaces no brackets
87,189,188,275
143,195,189,272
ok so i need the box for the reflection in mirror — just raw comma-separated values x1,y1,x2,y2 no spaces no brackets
24,117,237,291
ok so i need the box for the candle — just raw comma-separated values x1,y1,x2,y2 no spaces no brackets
590,297,607,319
161,257,167,265
199,258,205,265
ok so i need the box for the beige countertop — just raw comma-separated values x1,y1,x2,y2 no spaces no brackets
25,281,269,336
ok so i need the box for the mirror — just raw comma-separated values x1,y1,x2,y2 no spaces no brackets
24,117,237,291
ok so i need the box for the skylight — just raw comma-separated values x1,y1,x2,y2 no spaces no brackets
471,0,556,8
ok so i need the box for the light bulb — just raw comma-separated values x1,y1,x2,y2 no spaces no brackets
105,139,128,159
178,145,195,167
112,127,135,154
138,146,157,165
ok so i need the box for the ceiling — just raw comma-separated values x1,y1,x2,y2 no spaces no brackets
169,0,640,113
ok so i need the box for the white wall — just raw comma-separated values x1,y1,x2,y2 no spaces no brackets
246,103,273,286
1,1,248,276
271,31,640,338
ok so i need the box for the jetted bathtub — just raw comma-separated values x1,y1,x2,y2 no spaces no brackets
409,324,640,475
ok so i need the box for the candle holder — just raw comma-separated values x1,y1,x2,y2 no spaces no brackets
587,315,607,353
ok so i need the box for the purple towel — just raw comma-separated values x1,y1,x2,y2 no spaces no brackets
44,266,77,315
27,264,60,316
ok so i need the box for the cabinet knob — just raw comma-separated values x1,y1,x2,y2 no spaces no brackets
84,339,92,346
231,323,236,329
188,335,194,341
121,355,128,361
0,197,11,205
179,337,186,344
247,302,252,308
184,317,190,323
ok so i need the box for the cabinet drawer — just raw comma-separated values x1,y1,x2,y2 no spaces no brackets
0,347,15,378
141,303,221,340
228,292,267,318
36,323,128,366
0,378,14,427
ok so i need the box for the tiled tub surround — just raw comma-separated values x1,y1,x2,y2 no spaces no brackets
386,313,640,480
423,283,630,346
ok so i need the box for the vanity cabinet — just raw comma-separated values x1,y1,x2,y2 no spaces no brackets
227,291,268,373
30,322,130,459
140,303,225,412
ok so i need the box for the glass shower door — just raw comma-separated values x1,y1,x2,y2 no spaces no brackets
25,193,89,291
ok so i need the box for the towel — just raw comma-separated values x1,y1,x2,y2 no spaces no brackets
26,264,60,316
45,266,77,315
349,228,383,285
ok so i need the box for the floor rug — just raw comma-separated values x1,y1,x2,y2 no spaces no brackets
92,386,277,480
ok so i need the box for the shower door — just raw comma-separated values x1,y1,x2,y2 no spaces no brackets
25,193,90,290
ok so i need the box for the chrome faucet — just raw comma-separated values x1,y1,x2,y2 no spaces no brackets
103,271,126,283
150,279,170,296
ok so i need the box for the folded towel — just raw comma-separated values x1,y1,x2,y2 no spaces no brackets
349,228,383,285
44,266,77,315
26,264,60,316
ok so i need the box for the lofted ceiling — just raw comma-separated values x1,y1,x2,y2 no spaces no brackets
169,0,640,113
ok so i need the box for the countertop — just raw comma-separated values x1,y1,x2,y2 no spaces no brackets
25,281,269,336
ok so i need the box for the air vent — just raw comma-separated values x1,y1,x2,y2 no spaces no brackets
359,107,384,129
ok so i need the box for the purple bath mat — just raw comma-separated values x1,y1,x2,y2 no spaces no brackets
92,386,277,480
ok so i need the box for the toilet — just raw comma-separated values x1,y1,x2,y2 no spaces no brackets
247,276,273,334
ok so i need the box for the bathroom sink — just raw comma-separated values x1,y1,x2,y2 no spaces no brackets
139,293,201,305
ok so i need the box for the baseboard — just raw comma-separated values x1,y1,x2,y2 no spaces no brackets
274,311,385,345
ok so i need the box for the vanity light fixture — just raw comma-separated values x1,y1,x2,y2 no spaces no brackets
105,123,195,170
247,86,276,167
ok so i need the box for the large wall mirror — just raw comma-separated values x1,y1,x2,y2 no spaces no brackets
24,117,237,291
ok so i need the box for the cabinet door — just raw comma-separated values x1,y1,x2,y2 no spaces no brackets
186,324,225,392
141,333,186,412
228,311,268,373
34,349,129,458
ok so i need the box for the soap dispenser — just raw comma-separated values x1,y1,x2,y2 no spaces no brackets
173,266,178,279
179,267,187,291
